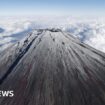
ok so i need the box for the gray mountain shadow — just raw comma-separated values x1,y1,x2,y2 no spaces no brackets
0,28,5,33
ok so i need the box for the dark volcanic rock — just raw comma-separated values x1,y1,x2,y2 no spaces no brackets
0,29,105,105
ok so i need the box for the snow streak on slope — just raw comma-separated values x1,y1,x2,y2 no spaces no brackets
0,29,105,105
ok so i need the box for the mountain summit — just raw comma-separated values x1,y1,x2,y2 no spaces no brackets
0,29,105,105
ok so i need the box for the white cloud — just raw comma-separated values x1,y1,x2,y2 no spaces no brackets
0,16,105,53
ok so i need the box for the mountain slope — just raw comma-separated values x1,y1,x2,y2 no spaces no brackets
0,29,105,105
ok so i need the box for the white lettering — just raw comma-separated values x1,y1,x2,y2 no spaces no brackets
0,90,14,97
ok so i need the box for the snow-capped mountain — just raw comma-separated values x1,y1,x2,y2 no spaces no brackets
0,29,105,105
1,16,105,52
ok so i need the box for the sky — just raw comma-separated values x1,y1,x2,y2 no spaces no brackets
0,0,105,16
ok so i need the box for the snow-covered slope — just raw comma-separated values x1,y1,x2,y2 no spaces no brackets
0,29,105,105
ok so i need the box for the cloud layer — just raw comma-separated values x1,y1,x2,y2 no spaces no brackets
0,16,105,53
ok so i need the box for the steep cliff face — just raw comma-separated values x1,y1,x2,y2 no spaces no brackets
0,29,105,105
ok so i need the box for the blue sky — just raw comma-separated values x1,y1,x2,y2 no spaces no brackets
0,0,105,16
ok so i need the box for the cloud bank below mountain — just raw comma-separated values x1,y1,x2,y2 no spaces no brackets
0,16,105,53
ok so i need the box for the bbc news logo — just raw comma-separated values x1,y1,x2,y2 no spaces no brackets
0,90,14,97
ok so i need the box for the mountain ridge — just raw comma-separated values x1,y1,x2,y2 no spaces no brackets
0,29,105,105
